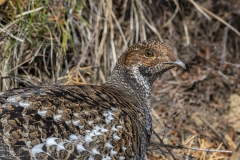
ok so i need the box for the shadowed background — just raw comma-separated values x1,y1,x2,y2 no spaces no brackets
0,0,240,159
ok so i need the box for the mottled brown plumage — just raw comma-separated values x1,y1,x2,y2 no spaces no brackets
0,40,185,160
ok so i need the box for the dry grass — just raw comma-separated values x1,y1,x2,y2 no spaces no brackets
1,0,240,159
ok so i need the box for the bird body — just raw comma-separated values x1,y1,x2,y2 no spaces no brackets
0,40,185,160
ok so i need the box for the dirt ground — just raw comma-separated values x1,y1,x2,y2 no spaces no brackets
0,0,240,159
146,1,240,159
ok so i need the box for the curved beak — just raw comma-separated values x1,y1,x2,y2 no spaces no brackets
172,58,186,69
163,58,186,69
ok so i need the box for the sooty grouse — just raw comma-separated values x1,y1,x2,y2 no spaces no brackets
0,40,185,160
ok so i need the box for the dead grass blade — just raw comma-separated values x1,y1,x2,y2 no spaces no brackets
188,0,240,36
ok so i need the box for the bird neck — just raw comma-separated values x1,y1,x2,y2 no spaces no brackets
104,63,152,108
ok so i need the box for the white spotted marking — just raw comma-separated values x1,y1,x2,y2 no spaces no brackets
90,131,101,137
111,125,118,131
103,112,108,117
110,149,117,156
65,120,71,125
1,103,7,108
105,141,113,148
23,123,28,130
105,115,114,124
57,142,66,151
111,107,118,111
113,133,121,140
91,127,102,136
69,134,78,140
85,135,93,143
77,143,86,152
57,110,64,114
108,111,114,115
105,119,111,124
116,125,123,129
92,148,100,155
23,130,29,137
53,114,62,121
89,132,95,137
19,100,32,108
122,146,127,151
94,125,101,131
120,156,125,160
119,120,124,124
31,143,45,158
107,115,114,121
103,111,115,124
100,126,108,132
84,111,89,114
94,131,102,136
88,121,94,125
103,111,114,117
88,127,101,137
25,141,31,148
72,120,80,126
38,110,47,117
7,95,21,102
96,117,101,120
73,113,79,117
0,92,5,96
79,126,84,129
46,137,58,147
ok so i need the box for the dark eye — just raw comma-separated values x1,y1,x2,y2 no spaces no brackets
144,49,155,57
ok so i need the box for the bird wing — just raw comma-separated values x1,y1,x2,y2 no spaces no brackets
0,85,146,160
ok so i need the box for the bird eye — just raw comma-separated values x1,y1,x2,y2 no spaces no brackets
144,49,155,57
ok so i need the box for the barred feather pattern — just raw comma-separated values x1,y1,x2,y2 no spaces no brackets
0,85,149,160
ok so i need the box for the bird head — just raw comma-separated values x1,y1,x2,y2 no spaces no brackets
119,40,186,83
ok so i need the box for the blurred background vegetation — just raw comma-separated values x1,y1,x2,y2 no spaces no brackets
0,0,240,159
